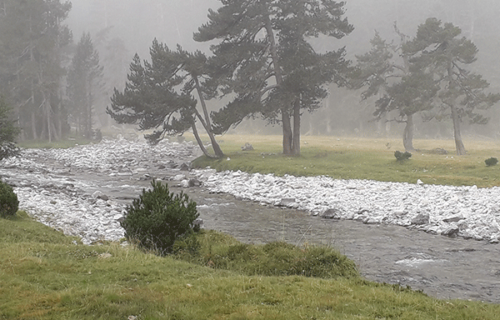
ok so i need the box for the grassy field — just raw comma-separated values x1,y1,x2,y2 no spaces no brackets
2,212,500,319
193,135,500,188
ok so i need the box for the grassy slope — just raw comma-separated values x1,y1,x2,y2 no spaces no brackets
1,212,500,319
193,135,500,188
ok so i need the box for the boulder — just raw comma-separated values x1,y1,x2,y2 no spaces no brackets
321,208,340,219
411,213,430,225
241,143,254,151
442,227,459,237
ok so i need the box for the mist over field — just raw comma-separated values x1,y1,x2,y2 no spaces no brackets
64,0,500,139
2,0,500,145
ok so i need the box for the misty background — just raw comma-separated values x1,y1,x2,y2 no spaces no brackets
60,0,500,139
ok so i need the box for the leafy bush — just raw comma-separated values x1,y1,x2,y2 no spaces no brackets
121,180,199,255
0,180,19,218
394,151,412,161
485,157,498,167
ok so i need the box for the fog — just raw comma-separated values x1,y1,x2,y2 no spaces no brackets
65,0,500,138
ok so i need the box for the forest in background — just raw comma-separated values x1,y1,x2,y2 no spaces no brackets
2,0,500,145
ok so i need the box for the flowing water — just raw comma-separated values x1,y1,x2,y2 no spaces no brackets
3,146,500,304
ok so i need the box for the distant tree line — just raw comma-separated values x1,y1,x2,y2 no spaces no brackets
0,0,103,146
0,0,497,158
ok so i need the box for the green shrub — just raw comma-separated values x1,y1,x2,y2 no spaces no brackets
394,151,412,161
121,180,199,255
485,157,498,167
0,180,19,218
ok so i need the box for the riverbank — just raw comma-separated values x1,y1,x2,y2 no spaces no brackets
1,137,500,302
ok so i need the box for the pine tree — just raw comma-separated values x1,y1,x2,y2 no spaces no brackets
404,18,500,155
0,0,72,142
67,33,104,138
107,40,224,158
195,0,353,155
354,28,438,151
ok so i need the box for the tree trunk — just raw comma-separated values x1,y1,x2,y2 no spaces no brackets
264,13,292,155
31,112,38,140
292,98,301,156
403,113,415,152
450,105,466,155
193,77,224,158
191,121,216,159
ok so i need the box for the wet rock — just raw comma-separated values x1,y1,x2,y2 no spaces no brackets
321,208,340,219
443,215,464,223
412,213,430,225
279,198,296,207
172,174,186,181
442,227,459,237
189,178,202,187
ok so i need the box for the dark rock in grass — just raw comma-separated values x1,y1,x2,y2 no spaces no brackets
179,163,190,171
412,213,430,225
241,143,254,151
431,148,448,155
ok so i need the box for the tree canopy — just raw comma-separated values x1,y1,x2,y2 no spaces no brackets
194,0,353,155
107,40,224,158
404,18,500,155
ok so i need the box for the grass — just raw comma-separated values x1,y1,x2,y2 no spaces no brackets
192,134,500,188
2,212,500,319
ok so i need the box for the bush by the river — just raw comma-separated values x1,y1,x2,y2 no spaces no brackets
121,180,199,255
0,180,18,218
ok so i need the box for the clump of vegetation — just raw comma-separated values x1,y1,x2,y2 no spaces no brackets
394,151,412,161
175,230,359,279
0,180,19,218
121,180,199,255
485,157,498,167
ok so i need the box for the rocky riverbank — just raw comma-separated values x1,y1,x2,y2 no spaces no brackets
1,137,500,302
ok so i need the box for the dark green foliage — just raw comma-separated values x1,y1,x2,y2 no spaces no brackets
107,41,224,158
485,157,498,167
394,151,412,161
0,97,20,159
195,0,353,155
176,231,359,279
121,181,199,255
0,180,19,218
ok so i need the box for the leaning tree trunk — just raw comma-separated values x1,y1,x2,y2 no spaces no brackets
193,77,224,158
450,105,466,155
403,113,415,152
191,121,216,159
292,98,301,156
